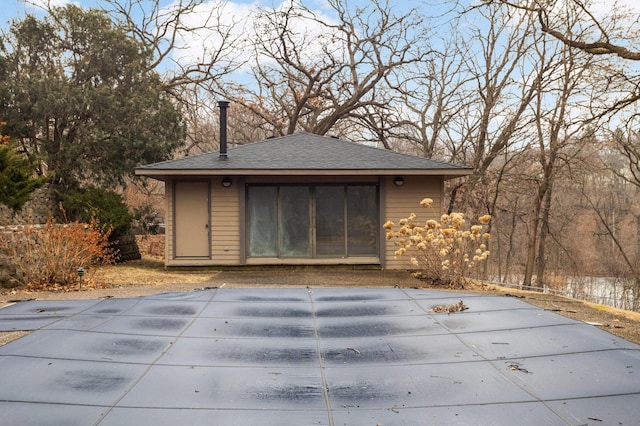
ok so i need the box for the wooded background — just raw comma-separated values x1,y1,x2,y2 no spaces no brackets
1,0,638,307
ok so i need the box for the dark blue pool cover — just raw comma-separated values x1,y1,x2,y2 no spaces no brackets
0,288,638,425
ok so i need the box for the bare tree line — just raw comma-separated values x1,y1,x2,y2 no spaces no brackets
29,0,640,305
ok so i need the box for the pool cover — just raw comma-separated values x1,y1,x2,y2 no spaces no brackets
0,288,638,425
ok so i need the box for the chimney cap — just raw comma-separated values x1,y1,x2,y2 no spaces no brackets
218,100,230,107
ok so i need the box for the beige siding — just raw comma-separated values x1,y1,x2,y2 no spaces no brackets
383,175,443,270
165,177,241,266
165,179,174,262
211,178,240,264
163,174,445,269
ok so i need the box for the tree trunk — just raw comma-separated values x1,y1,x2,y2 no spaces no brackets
504,199,520,284
635,215,640,311
522,212,540,289
535,180,554,289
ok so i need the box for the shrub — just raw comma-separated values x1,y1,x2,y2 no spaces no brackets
4,214,116,286
60,187,133,238
0,145,46,211
133,203,161,235
384,198,491,287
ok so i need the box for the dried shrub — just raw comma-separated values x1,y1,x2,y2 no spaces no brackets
384,198,491,287
6,213,117,286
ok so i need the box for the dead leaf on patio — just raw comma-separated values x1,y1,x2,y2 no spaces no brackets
431,300,468,314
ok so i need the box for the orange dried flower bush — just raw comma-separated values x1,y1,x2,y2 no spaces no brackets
2,213,117,287
384,198,491,287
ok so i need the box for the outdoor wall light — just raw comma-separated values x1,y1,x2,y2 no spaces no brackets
221,177,232,187
394,176,405,187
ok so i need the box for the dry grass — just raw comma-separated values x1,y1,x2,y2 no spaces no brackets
581,299,640,322
92,257,219,287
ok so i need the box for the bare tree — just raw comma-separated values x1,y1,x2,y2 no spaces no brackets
220,0,429,137
478,0,640,291
441,2,550,218
99,0,246,104
486,0,640,114
612,128,640,188
520,34,595,288
578,150,640,310
489,152,531,283
489,0,640,59
383,36,474,160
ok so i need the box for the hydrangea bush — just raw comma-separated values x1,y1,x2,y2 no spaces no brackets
384,198,491,286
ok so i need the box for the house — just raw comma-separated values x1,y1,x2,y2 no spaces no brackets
135,105,472,269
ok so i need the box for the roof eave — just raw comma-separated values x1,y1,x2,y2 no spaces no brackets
135,168,473,178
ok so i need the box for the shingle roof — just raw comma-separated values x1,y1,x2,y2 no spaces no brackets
135,132,471,176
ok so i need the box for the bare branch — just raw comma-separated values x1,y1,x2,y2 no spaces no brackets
101,0,246,100
222,0,428,136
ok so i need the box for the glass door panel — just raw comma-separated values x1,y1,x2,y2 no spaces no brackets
279,186,311,257
347,185,378,255
316,186,346,256
247,186,278,256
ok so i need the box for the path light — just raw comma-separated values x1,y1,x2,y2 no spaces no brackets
77,267,85,289
394,176,404,187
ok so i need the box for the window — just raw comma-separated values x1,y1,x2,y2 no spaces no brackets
247,184,378,258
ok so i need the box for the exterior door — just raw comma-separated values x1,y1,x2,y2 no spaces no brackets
174,181,210,258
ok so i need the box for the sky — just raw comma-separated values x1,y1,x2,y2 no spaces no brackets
1,0,639,104
3,0,638,40
2,0,639,141
0,0,366,74
0,0,340,27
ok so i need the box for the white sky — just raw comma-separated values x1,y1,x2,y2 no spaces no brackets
1,0,638,92
163,0,343,73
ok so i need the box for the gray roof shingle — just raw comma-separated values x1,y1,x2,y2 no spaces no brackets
136,133,471,175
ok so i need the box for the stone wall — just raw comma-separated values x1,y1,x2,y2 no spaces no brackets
0,225,37,288
0,185,143,288
1,186,64,288
0,185,63,226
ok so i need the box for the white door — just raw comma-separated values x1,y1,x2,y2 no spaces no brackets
174,181,210,258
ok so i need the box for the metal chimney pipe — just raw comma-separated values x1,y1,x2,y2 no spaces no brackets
218,100,230,159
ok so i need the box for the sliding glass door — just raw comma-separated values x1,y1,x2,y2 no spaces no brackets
247,184,378,258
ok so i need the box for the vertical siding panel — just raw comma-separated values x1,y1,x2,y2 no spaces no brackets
383,176,443,270
211,177,241,264
164,178,174,264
